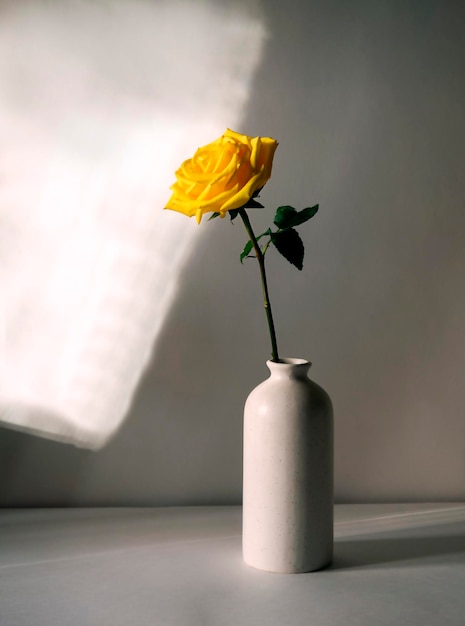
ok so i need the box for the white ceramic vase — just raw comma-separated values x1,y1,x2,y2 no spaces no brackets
242,358,333,573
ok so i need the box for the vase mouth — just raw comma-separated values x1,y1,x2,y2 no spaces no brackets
267,357,311,367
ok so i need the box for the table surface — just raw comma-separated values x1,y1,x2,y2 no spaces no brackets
1,503,465,626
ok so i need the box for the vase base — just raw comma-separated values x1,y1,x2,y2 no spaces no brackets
242,554,333,574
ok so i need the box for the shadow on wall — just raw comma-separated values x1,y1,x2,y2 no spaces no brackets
0,427,91,506
237,0,465,502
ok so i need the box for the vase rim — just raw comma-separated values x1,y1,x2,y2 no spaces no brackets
266,357,311,367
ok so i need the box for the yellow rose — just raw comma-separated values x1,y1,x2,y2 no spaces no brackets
165,129,278,224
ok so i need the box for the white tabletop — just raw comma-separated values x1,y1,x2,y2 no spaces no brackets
1,504,465,625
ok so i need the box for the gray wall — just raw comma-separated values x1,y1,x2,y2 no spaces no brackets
1,0,465,505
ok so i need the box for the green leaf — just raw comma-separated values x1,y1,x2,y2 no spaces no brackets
240,240,254,263
273,206,296,229
291,204,319,227
229,209,239,221
273,204,319,229
271,228,304,270
239,229,272,264
208,212,221,221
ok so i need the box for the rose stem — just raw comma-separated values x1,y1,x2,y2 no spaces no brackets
238,208,280,362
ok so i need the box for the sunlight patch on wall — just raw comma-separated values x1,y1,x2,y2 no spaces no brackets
0,0,266,449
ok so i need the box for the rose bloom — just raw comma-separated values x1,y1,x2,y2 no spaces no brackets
165,129,278,223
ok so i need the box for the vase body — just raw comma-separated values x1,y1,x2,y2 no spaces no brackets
242,358,333,573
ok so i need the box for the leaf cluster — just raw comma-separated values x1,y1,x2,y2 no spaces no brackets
240,204,319,270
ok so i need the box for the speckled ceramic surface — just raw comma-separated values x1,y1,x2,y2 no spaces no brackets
242,358,333,573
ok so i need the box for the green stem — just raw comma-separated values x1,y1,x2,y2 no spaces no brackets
238,208,280,362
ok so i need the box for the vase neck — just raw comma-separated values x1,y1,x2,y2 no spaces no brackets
266,358,311,380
